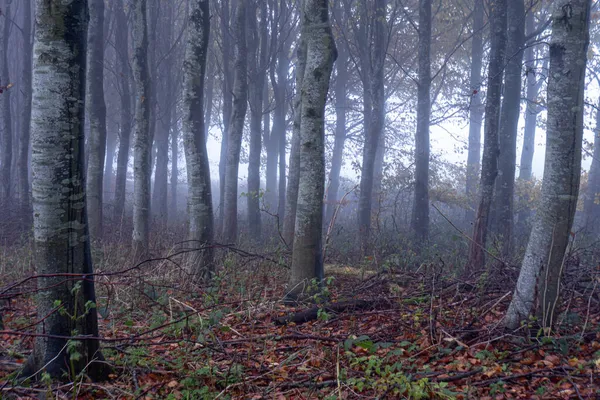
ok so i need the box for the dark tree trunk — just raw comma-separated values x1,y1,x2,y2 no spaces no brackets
0,0,12,202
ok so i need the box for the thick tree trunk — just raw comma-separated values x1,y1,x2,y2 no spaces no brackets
357,0,386,255
504,0,590,329
411,0,432,245
287,0,336,301
114,0,132,220
86,0,108,240
183,0,214,281
132,0,152,258
491,0,525,255
25,0,107,381
466,0,507,274
325,13,348,228
584,93,600,233
222,0,248,243
465,0,484,224
0,0,12,202
17,0,33,211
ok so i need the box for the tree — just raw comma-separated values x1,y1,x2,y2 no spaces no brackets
491,0,525,255
132,0,152,258
23,0,107,380
584,91,600,233
182,0,214,281
0,0,12,202
222,0,248,244
411,0,432,244
357,0,387,254
114,0,133,220
466,0,506,273
504,0,590,329
287,0,336,301
86,0,108,239
465,0,484,224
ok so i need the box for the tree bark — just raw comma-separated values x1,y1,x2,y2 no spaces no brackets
86,0,108,240
114,0,132,220
0,0,12,202
222,0,248,244
491,0,525,255
132,0,152,258
504,0,590,329
182,0,214,281
25,0,107,380
465,0,484,225
287,0,336,301
584,93,600,233
357,0,386,255
466,0,507,274
411,0,432,245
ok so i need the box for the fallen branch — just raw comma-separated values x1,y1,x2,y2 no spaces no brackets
274,299,385,325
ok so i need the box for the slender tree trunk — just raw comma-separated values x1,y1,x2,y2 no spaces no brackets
505,0,590,329
114,0,132,220
86,0,108,240
357,0,386,255
132,0,152,258
104,127,117,194
170,107,178,219
17,0,33,211
465,0,484,224
24,0,107,380
466,0,507,273
222,0,248,243
584,93,600,233
287,0,336,301
183,0,213,281
325,3,348,227
411,0,432,245
0,0,12,202
204,47,215,144
491,0,525,256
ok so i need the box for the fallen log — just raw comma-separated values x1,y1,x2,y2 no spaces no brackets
274,299,383,325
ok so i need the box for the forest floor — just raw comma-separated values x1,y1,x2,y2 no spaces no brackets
1,246,600,399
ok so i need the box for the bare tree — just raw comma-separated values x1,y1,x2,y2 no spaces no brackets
287,0,336,301
505,0,590,329
222,0,248,243
23,0,107,380
584,91,600,233
86,0,108,239
132,0,152,257
0,0,12,202
466,0,506,273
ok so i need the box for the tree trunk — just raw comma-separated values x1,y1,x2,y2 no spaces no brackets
491,0,525,256
183,0,214,281
0,0,12,202
17,0,33,211
287,0,336,301
466,0,507,274
25,0,107,380
465,0,484,225
132,0,152,258
584,93,600,233
357,0,386,255
504,0,590,329
222,0,248,244
411,0,432,245
114,0,132,220
104,127,117,195
86,0,108,240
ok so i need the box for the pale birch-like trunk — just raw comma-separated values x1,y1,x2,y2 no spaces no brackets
584,93,600,233
287,0,336,301
24,0,107,380
86,0,107,240
504,0,590,329
114,0,132,220
182,0,213,281
0,0,12,202
132,0,152,258
222,0,248,243
17,0,33,210
411,0,431,244
491,0,525,255
465,0,484,224
466,0,506,273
